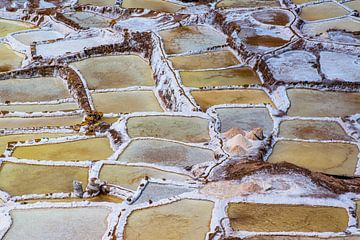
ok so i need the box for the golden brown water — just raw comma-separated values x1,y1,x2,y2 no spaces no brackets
118,138,215,167
0,77,71,103
227,202,348,232
287,89,360,117
0,18,34,37
244,35,289,47
124,199,214,240
0,132,74,154
191,89,274,111
268,140,359,176
0,43,24,73
0,115,83,129
122,0,184,13
160,25,227,54
91,91,162,114
180,67,260,88
0,162,88,195
279,120,351,141
71,55,154,90
252,10,290,26
12,137,113,161
169,50,240,70
300,2,349,21
4,207,110,240
99,164,192,190
126,115,210,143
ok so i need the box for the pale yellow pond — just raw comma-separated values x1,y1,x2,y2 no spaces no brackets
302,17,360,36
344,0,360,12
300,2,349,21
124,199,214,240
126,115,210,143
99,164,192,190
160,25,227,54
18,195,123,204
12,137,113,161
0,162,88,195
169,50,240,70
228,202,348,232
217,0,279,8
287,89,360,117
0,77,71,103
118,138,215,167
0,132,74,155
279,120,351,141
191,89,274,111
122,0,184,13
0,115,83,129
180,67,260,88
91,91,162,114
78,0,115,5
4,207,110,240
268,140,359,176
0,18,34,37
0,102,79,113
0,43,24,72
70,55,154,90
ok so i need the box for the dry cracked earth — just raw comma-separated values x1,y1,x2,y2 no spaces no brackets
0,0,359,239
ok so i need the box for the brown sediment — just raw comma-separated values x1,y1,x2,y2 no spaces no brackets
54,12,84,30
216,160,360,194
58,66,91,112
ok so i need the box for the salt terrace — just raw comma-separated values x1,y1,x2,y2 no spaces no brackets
0,0,359,239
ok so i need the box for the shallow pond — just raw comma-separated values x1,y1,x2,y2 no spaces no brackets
12,137,113,161
91,91,162,114
70,55,154,90
228,202,348,232
216,0,279,8
252,10,290,26
180,67,260,88
126,115,210,143
268,140,359,176
0,115,83,129
169,50,240,70
0,18,34,37
287,89,360,117
13,30,64,46
0,162,88,195
63,11,111,28
300,2,349,21
191,89,274,111
0,132,74,155
99,164,192,190
124,199,213,240
118,138,215,167
160,25,227,54
0,43,24,73
279,120,351,141
4,207,110,240
216,107,273,135
122,0,184,13
0,77,71,103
